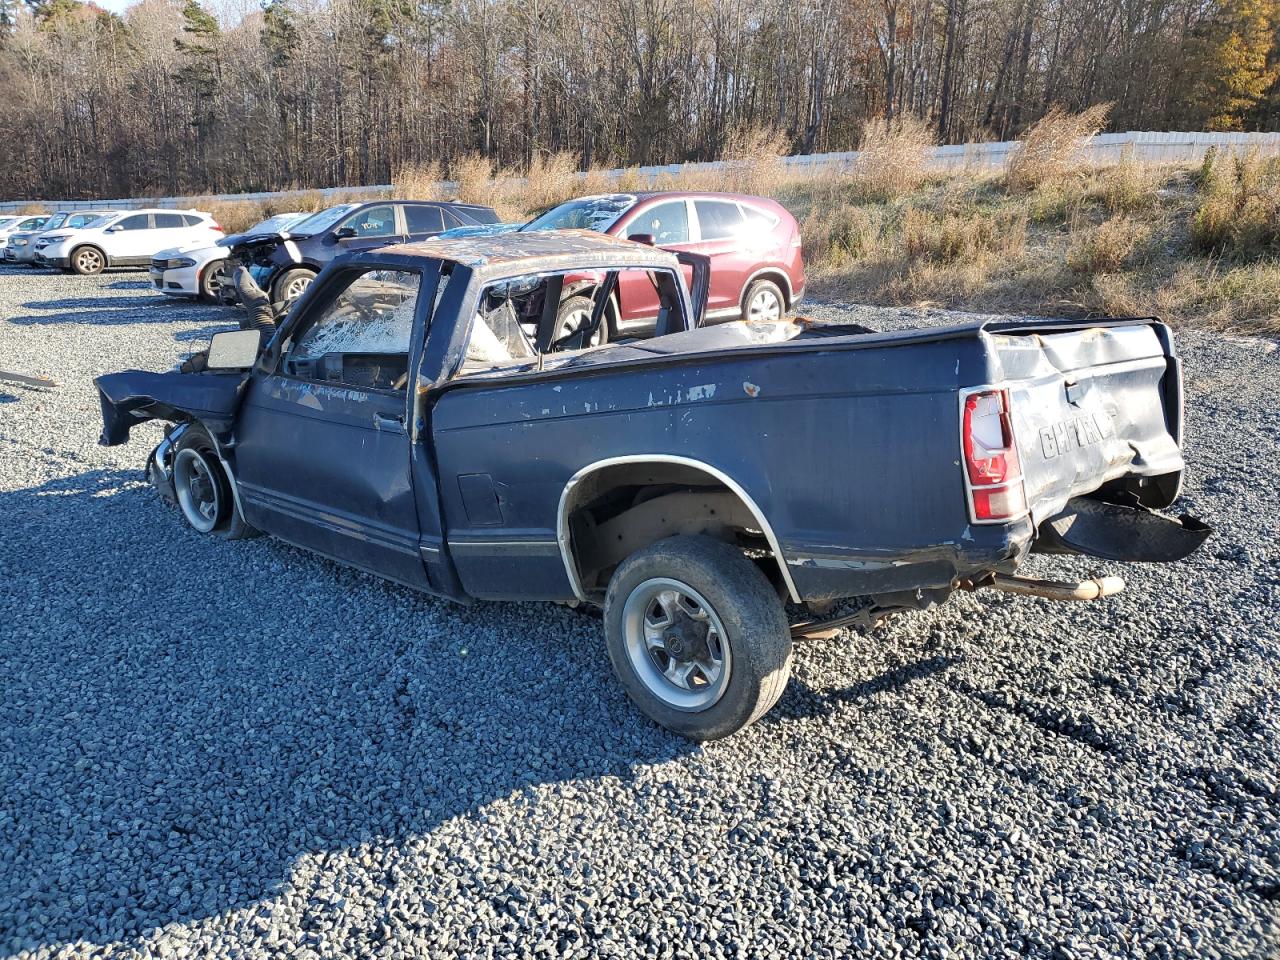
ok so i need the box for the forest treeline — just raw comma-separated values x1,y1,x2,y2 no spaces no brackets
1,0,1279,199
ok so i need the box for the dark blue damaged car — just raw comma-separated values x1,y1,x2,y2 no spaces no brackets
96,230,1209,740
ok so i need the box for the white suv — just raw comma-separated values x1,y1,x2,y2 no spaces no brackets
37,209,224,275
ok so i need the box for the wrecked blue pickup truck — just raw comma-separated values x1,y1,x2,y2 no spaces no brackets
97,230,1208,740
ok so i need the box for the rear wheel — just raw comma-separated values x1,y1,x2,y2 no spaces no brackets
553,295,610,349
742,278,785,322
70,245,106,276
603,535,793,740
272,267,315,305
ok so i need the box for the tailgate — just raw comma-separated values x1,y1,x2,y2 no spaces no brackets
987,322,1183,525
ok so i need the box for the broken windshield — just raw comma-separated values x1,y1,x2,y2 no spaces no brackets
523,195,636,233
288,204,360,236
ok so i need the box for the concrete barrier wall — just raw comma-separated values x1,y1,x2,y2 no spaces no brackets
6,130,1279,214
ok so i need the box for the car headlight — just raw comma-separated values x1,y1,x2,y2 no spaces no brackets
166,257,197,269
11,238,27,247
41,234,69,243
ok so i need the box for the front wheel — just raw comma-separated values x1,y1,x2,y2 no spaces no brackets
170,427,257,539
554,295,609,349
70,245,106,276
272,267,315,305
603,535,793,741
199,259,228,303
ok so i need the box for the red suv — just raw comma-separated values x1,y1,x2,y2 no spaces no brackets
520,192,804,332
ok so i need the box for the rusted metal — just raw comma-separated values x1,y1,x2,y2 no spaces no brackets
986,573,1126,601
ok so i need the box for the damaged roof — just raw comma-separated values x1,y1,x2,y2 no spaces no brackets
378,229,679,278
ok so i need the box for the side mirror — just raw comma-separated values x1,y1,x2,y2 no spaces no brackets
333,226,357,240
106,225,123,233
205,330,261,370
628,233,656,246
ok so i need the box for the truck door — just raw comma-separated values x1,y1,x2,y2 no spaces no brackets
233,264,433,589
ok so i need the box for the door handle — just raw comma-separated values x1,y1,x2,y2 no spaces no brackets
373,412,405,432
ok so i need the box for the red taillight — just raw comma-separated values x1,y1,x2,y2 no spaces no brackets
962,389,1026,521
210,222,222,231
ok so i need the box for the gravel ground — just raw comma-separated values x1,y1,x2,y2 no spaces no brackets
1,264,1277,960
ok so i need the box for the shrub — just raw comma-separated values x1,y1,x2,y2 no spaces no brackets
802,203,885,269
1067,216,1148,274
1005,103,1111,193
851,116,935,200
1189,148,1280,257
902,206,1026,263
1098,146,1155,213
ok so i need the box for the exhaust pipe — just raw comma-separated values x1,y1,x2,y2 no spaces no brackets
988,573,1125,601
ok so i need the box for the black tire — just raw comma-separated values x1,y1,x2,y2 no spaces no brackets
70,245,106,276
554,294,610,349
603,535,793,741
272,267,316,305
170,426,258,540
199,259,228,303
741,278,786,322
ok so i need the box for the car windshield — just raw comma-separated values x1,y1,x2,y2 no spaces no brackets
251,212,309,234
42,213,68,231
288,204,360,235
0,217,14,229
80,214,114,228
522,195,636,233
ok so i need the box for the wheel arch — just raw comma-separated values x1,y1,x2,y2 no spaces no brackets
70,242,108,270
557,454,801,605
741,268,793,308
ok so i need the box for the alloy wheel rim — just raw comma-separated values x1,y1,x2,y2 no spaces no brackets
621,577,731,712
748,288,782,322
77,250,102,272
173,448,220,533
284,276,312,300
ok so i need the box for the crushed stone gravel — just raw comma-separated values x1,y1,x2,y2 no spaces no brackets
1,265,1277,959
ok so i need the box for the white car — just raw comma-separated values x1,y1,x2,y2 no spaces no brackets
149,212,307,302
37,209,224,276
0,214,51,255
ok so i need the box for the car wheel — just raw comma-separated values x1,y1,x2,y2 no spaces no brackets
199,259,228,303
70,245,106,276
742,278,786,322
603,535,793,741
171,427,257,539
554,295,609,349
273,267,315,304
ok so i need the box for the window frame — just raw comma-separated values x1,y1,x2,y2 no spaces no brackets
338,204,402,241
273,262,428,397
615,198,695,245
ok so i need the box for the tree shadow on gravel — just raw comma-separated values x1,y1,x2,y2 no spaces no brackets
8,300,225,327
105,279,152,290
0,469,697,955
22,296,178,312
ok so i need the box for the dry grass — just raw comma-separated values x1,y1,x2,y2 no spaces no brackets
1067,216,1150,274
393,161,448,202
717,124,791,195
851,116,935,201
1189,148,1280,258
1006,104,1111,193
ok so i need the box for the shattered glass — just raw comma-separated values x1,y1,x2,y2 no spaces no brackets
291,271,420,359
